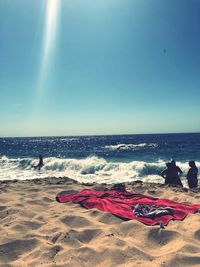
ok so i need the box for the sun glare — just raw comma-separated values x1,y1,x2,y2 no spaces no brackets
36,0,60,97
43,0,60,67
28,0,60,131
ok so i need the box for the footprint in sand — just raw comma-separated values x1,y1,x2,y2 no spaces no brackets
68,246,97,262
68,228,102,244
61,215,92,228
53,228,102,248
144,228,183,255
179,244,200,254
98,213,124,224
11,220,44,232
117,220,144,237
194,229,200,241
148,228,181,245
0,239,38,263
125,246,153,261
54,231,82,247
169,255,200,266
0,208,18,220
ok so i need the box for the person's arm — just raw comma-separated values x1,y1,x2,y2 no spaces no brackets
160,169,166,178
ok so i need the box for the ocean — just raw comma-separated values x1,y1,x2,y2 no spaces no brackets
0,133,199,186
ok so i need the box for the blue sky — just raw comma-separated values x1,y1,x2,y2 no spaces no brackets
0,0,199,137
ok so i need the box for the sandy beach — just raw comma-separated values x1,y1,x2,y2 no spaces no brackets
0,177,200,267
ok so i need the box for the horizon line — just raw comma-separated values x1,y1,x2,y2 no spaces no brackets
0,131,200,139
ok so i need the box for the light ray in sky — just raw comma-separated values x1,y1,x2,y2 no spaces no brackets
27,0,60,132
36,0,60,99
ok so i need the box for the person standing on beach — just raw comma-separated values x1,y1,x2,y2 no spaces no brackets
160,163,173,185
160,162,183,187
170,160,183,187
187,161,198,189
171,160,183,176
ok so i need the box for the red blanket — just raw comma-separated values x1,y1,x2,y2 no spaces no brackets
56,189,200,226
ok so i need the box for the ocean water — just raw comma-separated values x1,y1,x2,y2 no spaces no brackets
0,133,199,186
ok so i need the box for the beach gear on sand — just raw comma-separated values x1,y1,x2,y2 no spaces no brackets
56,189,200,226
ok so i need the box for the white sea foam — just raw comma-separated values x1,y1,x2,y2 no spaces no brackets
0,156,199,187
105,143,158,151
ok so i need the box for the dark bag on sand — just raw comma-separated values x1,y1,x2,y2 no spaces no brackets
111,183,125,191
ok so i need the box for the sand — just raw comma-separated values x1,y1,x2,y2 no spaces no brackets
0,177,200,267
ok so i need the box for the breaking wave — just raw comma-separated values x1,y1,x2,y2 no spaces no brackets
0,156,199,186
104,143,158,151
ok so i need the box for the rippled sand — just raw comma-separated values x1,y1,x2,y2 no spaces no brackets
0,177,200,267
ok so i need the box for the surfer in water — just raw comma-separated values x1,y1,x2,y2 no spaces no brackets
33,155,44,170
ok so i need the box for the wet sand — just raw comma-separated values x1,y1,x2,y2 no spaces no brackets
0,177,200,267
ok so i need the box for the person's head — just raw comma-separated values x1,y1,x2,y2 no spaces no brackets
171,160,176,166
166,162,171,168
189,160,196,168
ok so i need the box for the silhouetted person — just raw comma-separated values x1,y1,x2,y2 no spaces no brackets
160,163,173,185
34,155,44,170
187,161,198,189
160,162,183,187
171,160,183,176
170,160,183,186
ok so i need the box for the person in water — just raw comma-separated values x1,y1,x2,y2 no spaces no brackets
34,155,44,170
187,161,198,189
160,162,183,187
